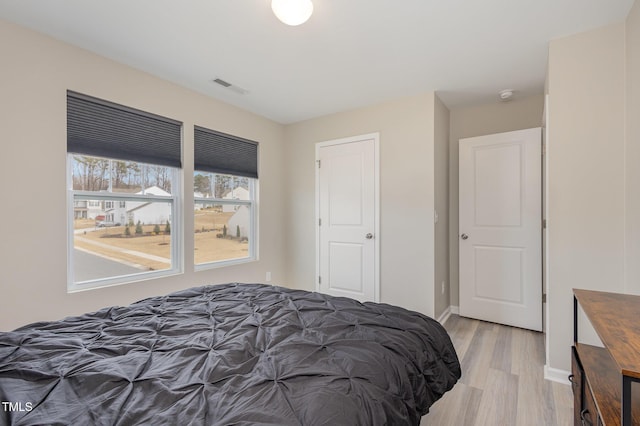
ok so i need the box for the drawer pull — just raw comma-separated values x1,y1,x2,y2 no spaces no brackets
580,408,593,426
568,373,578,390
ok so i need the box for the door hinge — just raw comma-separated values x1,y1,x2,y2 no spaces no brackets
542,142,546,156
542,293,547,303
318,276,322,284
319,218,322,226
316,159,321,168
542,219,547,229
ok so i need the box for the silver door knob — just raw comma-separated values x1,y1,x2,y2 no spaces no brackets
461,234,469,240
366,233,374,239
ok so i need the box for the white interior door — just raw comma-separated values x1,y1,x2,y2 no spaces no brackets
317,134,379,303
459,128,542,331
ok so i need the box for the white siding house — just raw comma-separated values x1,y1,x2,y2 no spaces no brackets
87,200,102,219
125,186,172,225
73,199,110,220
227,205,250,239
222,187,250,213
83,186,172,226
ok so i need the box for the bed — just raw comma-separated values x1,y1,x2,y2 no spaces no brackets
0,283,460,425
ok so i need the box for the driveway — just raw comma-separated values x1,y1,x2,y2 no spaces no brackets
73,249,143,282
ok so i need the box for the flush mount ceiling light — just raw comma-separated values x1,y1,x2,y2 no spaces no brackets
271,0,314,26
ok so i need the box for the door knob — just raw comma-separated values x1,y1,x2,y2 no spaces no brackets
461,234,469,240
366,233,374,239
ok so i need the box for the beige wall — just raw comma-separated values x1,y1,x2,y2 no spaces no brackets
5,6,636,367
546,23,626,371
448,95,545,307
284,94,438,317
626,1,640,295
0,19,287,330
434,96,450,318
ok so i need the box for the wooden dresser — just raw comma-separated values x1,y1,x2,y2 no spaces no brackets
571,289,640,425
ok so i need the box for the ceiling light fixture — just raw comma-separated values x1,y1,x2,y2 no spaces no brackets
271,0,314,26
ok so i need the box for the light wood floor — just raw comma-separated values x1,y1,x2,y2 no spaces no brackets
421,315,573,426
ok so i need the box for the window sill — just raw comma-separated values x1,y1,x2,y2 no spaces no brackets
67,268,182,293
195,256,256,272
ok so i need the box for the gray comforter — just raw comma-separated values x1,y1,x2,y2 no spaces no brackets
0,283,460,425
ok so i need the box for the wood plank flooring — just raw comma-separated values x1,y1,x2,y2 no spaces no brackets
421,315,573,426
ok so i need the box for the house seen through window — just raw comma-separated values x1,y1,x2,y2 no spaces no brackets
67,91,182,290
193,126,258,268
66,92,259,288
70,157,180,287
194,172,255,266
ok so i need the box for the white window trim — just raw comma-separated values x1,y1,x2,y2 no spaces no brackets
194,178,257,271
66,155,183,292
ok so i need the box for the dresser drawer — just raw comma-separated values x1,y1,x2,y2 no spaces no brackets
571,346,584,426
581,385,602,426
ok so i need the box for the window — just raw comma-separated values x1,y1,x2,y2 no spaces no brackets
67,91,182,291
194,126,258,267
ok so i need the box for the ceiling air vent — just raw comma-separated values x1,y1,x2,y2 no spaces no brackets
211,77,248,95
213,78,231,87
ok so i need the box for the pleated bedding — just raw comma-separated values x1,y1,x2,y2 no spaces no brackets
0,283,460,425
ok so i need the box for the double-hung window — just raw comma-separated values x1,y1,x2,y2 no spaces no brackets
67,91,182,291
193,126,258,267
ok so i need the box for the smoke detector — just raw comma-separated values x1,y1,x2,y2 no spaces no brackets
499,89,514,101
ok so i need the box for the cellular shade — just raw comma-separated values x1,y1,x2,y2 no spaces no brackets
194,126,258,179
67,91,182,168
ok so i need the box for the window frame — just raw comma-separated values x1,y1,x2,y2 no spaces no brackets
193,173,257,270
66,155,183,292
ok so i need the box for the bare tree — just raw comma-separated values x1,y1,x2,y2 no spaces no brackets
71,156,174,194
73,156,109,191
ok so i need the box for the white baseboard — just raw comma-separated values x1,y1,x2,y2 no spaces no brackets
437,306,451,325
437,305,460,325
544,364,571,385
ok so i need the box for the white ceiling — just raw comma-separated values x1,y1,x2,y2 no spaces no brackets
0,0,634,124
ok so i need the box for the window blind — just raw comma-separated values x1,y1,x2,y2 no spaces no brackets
67,91,182,168
194,126,258,179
